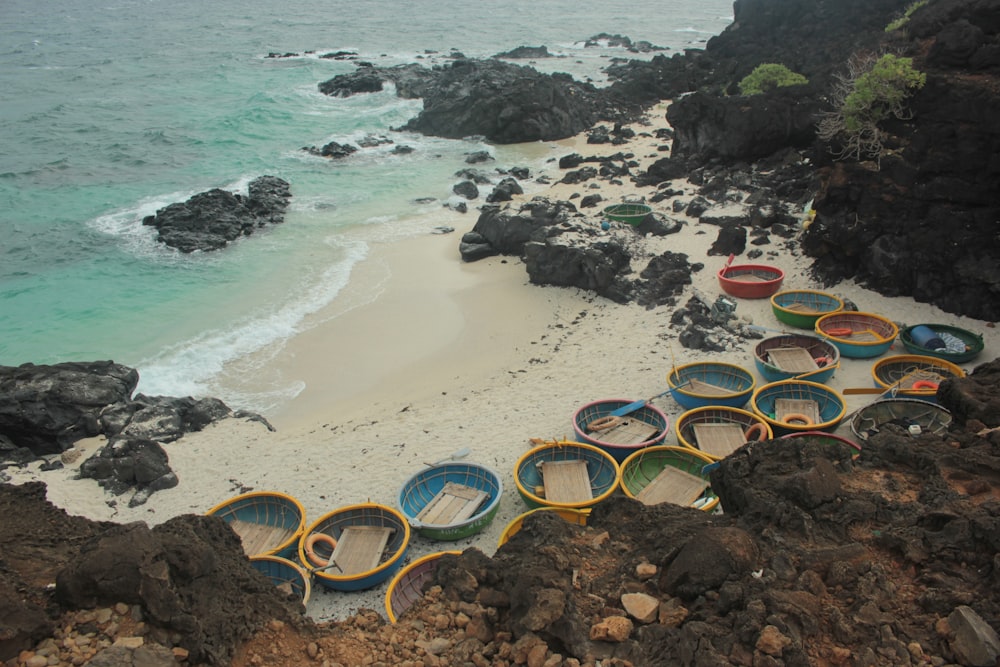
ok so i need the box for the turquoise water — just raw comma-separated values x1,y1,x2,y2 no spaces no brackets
0,0,732,412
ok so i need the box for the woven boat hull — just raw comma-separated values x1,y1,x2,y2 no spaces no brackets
514,441,620,510
753,333,841,384
674,406,774,461
750,380,847,436
300,503,410,592
619,445,719,510
206,491,306,560
572,398,669,463
603,203,652,225
384,550,461,623
815,312,898,359
718,264,784,298
397,462,503,541
871,354,966,402
667,362,756,410
770,290,844,329
850,399,953,441
898,324,984,363
249,555,312,606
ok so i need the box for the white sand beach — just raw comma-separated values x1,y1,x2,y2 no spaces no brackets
10,105,998,623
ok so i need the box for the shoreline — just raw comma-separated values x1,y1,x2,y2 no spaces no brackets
8,106,998,622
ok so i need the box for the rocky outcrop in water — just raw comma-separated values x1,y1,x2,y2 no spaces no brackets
142,176,291,253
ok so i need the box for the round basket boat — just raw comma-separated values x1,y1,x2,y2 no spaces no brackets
514,440,620,511
718,258,785,299
674,406,773,461
572,398,669,463
249,555,312,606
750,379,847,436
753,333,841,384
384,550,461,623
397,462,503,541
850,398,953,442
667,361,756,410
206,491,307,559
497,507,590,549
870,354,966,401
299,502,410,592
815,311,899,359
779,431,862,462
898,323,984,364
771,290,844,329
619,446,719,511
603,202,652,226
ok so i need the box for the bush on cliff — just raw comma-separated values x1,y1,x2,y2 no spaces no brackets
885,0,929,33
738,63,808,95
817,52,926,162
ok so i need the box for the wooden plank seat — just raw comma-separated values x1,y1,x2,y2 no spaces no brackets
687,378,735,396
691,423,748,459
767,347,819,373
540,460,593,504
326,525,394,575
591,418,659,445
784,303,820,314
416,482,488,526
229,519,297,557
775,398,820,425
636,465,709,507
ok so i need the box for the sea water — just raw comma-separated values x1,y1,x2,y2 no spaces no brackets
0,0,732,413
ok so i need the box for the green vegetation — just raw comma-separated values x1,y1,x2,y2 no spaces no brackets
738,63,809,96
885,0,929,32
817,53,927,163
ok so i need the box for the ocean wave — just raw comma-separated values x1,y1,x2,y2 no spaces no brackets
134,235,370,411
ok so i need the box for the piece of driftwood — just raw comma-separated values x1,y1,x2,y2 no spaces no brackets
635,466,709,506
416,482,487,525
229,519,297,557
691,423,747,458
541,460,593,504
327,526,393,575
775,398,820,424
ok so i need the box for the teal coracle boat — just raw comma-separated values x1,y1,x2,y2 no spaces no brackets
206,491,307,560
396,462,503,541
750,379,847,436
619,445,720,511
771,290,844,329
514,440,620,510
898,323,984,363
667,361,756,410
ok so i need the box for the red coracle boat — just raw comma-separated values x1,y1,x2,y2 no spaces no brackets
717,254,785,299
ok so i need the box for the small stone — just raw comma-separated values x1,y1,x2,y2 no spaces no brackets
756,625,792,656
172,647,190,660
307,642,319,659
526,643,548,667
621,592,659,624
589,616,633,642
113,637,143,649
114,603,130,616
635,562,657,580
26,656,48,667
94,608,113,624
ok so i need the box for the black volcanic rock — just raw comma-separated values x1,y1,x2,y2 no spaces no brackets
142,176,291,253
399,59,603,143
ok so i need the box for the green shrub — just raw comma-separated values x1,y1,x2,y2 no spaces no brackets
886,0,929,32
817,53,926,163
738,63,809,96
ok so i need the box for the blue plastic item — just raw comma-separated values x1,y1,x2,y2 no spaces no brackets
908,325,946,350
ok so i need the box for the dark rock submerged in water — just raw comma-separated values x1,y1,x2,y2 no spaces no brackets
142,175,291,253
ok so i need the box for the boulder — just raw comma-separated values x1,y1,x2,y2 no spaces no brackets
142,176,291,253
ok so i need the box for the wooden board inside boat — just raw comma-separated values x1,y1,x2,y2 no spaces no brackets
416,482,488,526
636,466,709,507
327,525,394,575
229,519,297,557
688,378,734,396
541,460,594,504
592,419,659,445
767,347,819,372
692,423,746,459
775,398,820,425
783,303,820,313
